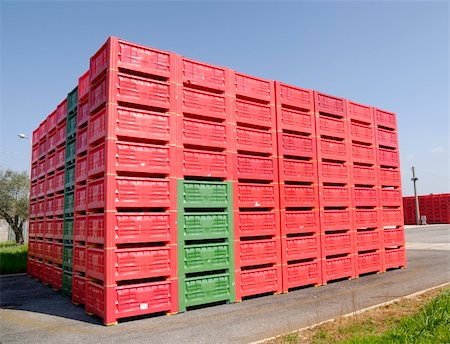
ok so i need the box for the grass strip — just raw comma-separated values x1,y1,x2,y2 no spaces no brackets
0,244,28,274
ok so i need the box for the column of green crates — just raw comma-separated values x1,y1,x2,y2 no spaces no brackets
62,86,77,296
177,180,235,312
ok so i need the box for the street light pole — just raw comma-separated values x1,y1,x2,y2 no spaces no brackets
411,166,420,225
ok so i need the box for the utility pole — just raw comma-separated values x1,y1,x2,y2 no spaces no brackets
411,166,420,225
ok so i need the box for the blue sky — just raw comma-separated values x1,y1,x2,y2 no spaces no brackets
1,1,448,196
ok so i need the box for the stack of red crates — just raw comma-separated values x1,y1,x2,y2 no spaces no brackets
232,73,282,300
403,194,450,224
27,36,406,325
275,83,321,291
82,38,178,325
28,99,67,290
374,108,406,270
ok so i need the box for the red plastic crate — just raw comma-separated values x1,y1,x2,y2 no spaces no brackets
347,101,373,124
74,185,87,213
36,200,45,218
377,128,398,148
29,220,37,237
236,183,277,209
46,130,57,153
56,99,67,124
356,230,381,252
54,194,64,216
72,275,87,305
181,87,226,120
239,239,279,267
374,108,396,130
278,107,314,134
54,145,65,170
238,266,282,299
316,115,347,139
90,37,173,83
42,263,52,285
380,189,402,206
234,72,272,103
50,266,63,291
89,105,171,145
236,127,274,154
54,170,65,193
379,168,401,187
28,240,36,257
181,117,227,149
283,210,320,235
283,260,321,290
29,201,37,219
357,251,382,275
53,219,63,240
182,149,228,178
46,152,56,175
319,138,348,161
37,160,46,179
53,242,63,265
45,196,54,217
281,159,317,183
30,182,38,200
378,148,399,167
353,187,378,207
383,228,405,248
77,98,90,129
85,279,175,325
237,211,278,238
87,212,173,246
349,121,374,144
35,240,43,259
74,215,88,242
354,209,379,229
276,82,313,111
322,232,353,256
56,121,66,147
283,235,320,262
314,91,345,117
37,178,45,198
235,99,273,129
351,143,376,165
280,133,314,158
75,155,87,184
43,241,53,261
384,247,406,269
76,126,88,155
86,246,173,283
321,186,350,207
90,72,171,113
35,220,45,238
319,161,349,184
282,185,317,208
182,57,226,92
73,244,87,273
78,70,90,100
32,128,40,147
322,256,355,283
236,155,275,181
352,165,377,185
31,146,39,165
322,210,352,231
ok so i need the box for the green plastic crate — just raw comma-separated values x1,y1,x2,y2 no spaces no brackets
179,180,231,208
62,271,73,297
64,164,75,190
65,138,76,164
182,212,230,240
63,218,73,240
182,273,232,310
64,191,74,215
184,243,231,274
66,112,77,139
62,245,73,270
67,86,78,115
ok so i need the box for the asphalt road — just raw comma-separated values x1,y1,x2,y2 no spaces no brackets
1,225,449,344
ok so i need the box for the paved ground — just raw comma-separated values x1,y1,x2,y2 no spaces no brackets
1,225,449,344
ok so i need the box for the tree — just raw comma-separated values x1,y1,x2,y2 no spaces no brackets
0,169,29,244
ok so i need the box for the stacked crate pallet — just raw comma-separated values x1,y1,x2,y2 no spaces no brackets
347,101,383,277
232,73,282,300
83,38,179,324
374,108,406,270
27,36,406,325
275,83,321,292
176,57,235,311
403,194,450,224
314,92,356,284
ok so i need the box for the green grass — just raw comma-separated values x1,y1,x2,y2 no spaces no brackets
343,289,450,344
0,240,18,248
0,243,28,274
